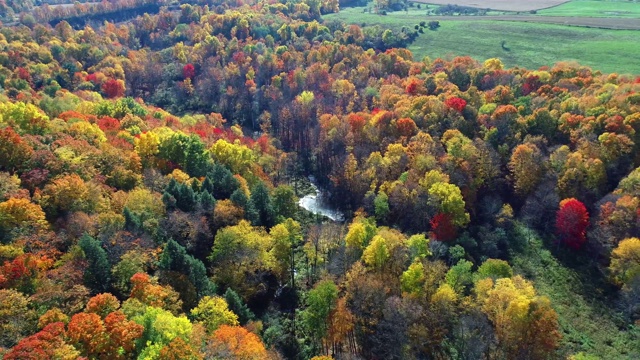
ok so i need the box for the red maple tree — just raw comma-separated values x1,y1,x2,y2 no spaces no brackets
556,198,589,250
430,213,457,242
396,117,418,137
445,97,467,112
183,63,196,79
102,79,125,98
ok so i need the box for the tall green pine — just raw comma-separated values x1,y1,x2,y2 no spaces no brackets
123,207,142,233
201,176,215,195
199,191,216,211
231,189,258,223
208,164,239,199
176,184,196,212
224,288,255,325
159,239,215,298
78,234,111,293
162,192,177,211
230,189,248,207
249,181,275,228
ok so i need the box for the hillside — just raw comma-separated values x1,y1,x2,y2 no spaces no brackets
0,1,638,359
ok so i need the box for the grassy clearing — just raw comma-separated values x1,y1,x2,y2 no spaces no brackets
324,7,640,75
538,0,640,18
510,224,639,359
408,20,640,75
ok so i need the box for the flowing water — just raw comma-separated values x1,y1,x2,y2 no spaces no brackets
297,177,345,221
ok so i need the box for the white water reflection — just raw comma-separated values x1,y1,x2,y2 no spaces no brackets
298,177,345,221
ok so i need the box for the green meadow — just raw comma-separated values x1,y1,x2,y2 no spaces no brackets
511,225,640,359
325,6,640,75
538,0,640,18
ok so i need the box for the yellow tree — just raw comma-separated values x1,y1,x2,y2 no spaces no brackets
42,174,104,214
476,276,561,359
427,182,470,227
190,296,239,333
0,198,48,237
270,218,302,286
362,235,390,271
509,143,545,196
401,259,425,297
209,139,256,176
609,237,640,287
135,131,160,168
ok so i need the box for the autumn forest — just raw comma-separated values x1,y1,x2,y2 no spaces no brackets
0,0,638,359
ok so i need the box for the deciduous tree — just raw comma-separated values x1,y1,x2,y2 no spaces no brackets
0,289,38,348
609,237,640,288
190,296,239,333
556,198,589,250
206,325,269,360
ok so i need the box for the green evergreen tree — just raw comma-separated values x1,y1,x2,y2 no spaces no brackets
199,191,216,211
223,288,255,325
201,176,215,195
162,192,177,211
249,181,275,228
183,134,211,178
159,239,215,298
166,178,179,196
78,234,111,293
123,207,142,233
272,185,298,221
176,184,196,212
231,189,258,223
208,164,239,199
230,189,249,207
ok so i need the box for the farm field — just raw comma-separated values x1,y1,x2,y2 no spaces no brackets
537,0,640,18
325,6,640,74
411,0,571,11
418,14,640,29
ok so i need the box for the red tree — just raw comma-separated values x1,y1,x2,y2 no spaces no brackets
0,254,46,294
396,117,418,137
430,213,457,242
97,116,120,132
183,63,196,79
67,312,106,357
0,127,34,173
556,198,589,250
16,67,31,83
444,97,467,112
102,79,125,98
348,113,366,134
4,322,73,360
405,78,419,95
521,75,542,96
86,73,99,83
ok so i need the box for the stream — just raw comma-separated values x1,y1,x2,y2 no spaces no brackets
297,177,345,222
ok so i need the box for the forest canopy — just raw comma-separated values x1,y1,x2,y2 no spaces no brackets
0,0,638,359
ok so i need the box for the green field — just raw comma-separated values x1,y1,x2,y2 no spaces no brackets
324,7,640,75
538,0,640,18
511,225,640,359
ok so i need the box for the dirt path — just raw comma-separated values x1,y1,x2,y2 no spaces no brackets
421,15,640,30
412,0,571,12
